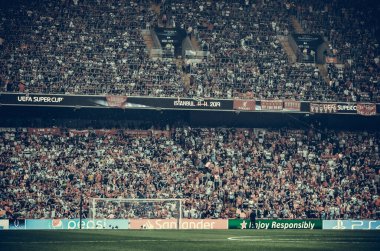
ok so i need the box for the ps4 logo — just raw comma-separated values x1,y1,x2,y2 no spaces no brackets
332,220,346,229
327,220,380,230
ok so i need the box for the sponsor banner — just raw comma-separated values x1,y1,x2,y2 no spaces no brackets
323,220,380,230
9,219,26,230
310,103,337,113
11,219,129,230
260,100,284,110
357,103,376,116
284,100,301,111
310,103,358,114
0,93,105,107
0,93,232,111
336,103,357,113
233,99,256,111
15,95,65,103
129,219,228,230
171,98,229,110
1,93,378,114
228,219,322,230
0,219,9,230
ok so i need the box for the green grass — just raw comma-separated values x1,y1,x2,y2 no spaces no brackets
1,230,379,251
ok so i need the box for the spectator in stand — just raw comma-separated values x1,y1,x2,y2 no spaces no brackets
0,0,378,101
0,127,379,220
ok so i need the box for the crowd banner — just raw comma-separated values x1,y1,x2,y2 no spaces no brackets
323,220,380,230
228,219,322,230
28,128,61,135
129,219,228,230
260,100,284,110
233,99,256,111
105,96,128,108
283,100,301,111
357,103,376,116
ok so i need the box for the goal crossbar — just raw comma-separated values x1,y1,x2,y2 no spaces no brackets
89,198,183,229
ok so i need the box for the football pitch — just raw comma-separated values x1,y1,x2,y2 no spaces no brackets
1,230,379,251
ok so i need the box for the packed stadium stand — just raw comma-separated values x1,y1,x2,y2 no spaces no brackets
0,127,379,219
0,0,379,224
294,0,380,102
0,0,379,101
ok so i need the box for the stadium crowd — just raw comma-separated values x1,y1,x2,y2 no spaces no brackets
0,0,183,96
0,0,379,101
294,0,380,102
0,127,379,220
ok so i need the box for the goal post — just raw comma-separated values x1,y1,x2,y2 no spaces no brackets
89,198,183,229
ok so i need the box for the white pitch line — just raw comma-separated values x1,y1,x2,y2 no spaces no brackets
227,236,377,240
2,237,378,245
227,236,378,243
1,239,227,244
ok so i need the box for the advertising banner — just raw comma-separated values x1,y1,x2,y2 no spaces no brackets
357,103,376,116
233,99,256,111
12,219,130,230
0,93,378,115
323,220,380,230
310,103,360,114
0,219,9,230
260,100,284,110
0,93,232,111
228,219,322,230
284,100,301,111
129,219,228,230
336,103,357,113
9,219,26,230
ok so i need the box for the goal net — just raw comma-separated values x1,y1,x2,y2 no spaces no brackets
89,198,183,229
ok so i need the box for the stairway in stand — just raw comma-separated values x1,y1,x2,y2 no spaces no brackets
190,36,201,51
317,64,330,84
142,30,155,58
291,16,305,34
151,2,160,15
290,15,331,85
278,36,297,64
174,57,189,92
